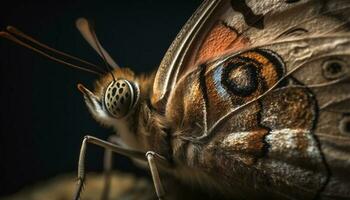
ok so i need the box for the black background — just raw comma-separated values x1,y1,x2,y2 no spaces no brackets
0,0,201,196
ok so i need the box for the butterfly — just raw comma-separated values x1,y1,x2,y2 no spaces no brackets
1,0,349,199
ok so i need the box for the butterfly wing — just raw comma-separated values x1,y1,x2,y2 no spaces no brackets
197,35,350,199
158,0,350,199
152,0,251,108
153,0,343,107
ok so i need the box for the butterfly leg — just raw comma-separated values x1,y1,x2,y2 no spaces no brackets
146,151,167,200
100,135,121,200
73,135,145,200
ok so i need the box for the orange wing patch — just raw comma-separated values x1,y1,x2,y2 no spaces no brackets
196,22,249,64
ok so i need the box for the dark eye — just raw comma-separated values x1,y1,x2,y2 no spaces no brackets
322,59,348,80
340,116,350,135
222,60,259,97
104,79,139,118
285,0,301,3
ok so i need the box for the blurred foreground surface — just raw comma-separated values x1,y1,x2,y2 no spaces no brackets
1,171,219,200
1,172,156,200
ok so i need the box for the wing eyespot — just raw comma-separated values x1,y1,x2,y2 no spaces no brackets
222,61,259,97
221,49,285,98
340,116,350,135
322,59,348,80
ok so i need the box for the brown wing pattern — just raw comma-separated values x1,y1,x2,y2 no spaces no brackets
163,0,350,199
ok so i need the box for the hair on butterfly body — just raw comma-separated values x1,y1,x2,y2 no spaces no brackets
2,0,350,200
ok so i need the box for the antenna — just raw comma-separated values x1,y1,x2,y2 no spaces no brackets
76,18,120,70
0,30,104,75
6,26,105,73
88,20,116,81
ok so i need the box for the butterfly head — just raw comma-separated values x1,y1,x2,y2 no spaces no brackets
77,68,143,127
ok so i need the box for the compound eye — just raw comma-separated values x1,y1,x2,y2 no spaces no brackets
104,79,138,118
